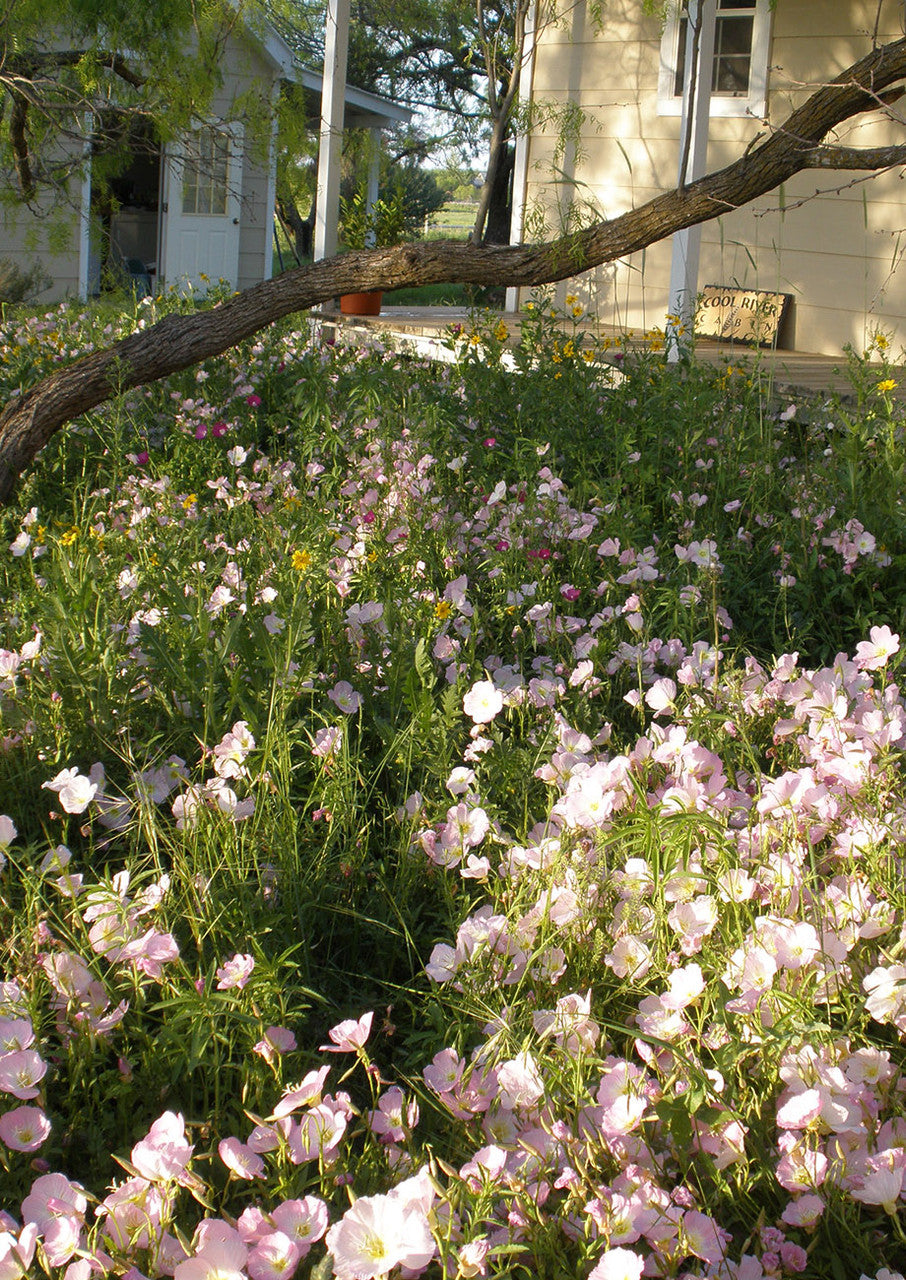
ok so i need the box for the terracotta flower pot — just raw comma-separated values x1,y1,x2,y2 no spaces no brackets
340,291,383,316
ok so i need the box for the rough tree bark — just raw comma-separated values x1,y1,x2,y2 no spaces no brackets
1,35,906,503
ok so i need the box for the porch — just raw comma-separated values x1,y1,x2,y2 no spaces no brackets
316,305,894,403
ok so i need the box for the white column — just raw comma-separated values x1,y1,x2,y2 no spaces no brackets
667,0,716,356
77,115,94,300
314,0,350,262
365,129,380,247
263,97,280,280
505,0,538,314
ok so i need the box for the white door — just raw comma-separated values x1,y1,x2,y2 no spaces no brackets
162,124,243,293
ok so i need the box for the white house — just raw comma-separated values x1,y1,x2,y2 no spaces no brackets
0,19,410,300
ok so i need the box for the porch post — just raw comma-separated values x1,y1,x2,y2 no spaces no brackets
77,114,94,300
314,0,350,262
667,0,716,359
505,0,538,314
264,97,280,280
365,129,381,247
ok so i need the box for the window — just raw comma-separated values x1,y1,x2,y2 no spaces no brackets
657,0,772,118
180,127,230,216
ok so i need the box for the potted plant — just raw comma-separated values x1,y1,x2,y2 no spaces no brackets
339,187,408,316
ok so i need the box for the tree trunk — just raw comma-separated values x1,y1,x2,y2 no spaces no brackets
470,102,512,245
1,34,906,503
275,191,314,263
483,141,514,246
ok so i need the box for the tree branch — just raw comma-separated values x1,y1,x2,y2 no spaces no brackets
12,48,147,91
803,142,906,169
8,89,34,201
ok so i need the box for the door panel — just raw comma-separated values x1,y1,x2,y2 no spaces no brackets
162,124,242,293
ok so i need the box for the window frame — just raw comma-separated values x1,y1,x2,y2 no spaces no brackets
656,0,772,119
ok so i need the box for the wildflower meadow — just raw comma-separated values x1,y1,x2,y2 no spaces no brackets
2,290,906,1280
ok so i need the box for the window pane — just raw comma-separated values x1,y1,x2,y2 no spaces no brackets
713,15,753,94
674,16,689,96
180,127,230,216
210,134,229,215
671,6,757,101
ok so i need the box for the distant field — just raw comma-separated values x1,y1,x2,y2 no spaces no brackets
424,199,477,238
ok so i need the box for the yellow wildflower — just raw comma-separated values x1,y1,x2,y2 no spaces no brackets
434,600,452,620
494,320,508,342
876,379,898,394
182,493,197,510
60,528,78,546
292,549,312,572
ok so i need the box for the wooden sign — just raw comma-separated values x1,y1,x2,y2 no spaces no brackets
697,286,789,346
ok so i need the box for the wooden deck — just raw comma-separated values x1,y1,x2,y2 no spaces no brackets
318,305,897,403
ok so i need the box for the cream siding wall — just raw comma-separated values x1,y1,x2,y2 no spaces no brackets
526,0,906,354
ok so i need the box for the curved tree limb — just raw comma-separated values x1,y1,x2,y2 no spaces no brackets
1,35,906,503
802,143,906,169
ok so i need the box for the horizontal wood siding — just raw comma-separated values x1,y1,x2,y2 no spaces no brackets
526,0,906,354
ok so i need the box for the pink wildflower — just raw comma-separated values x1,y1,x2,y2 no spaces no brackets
215,953,255,990
219,1136,265,1180
0,1049,47,1099
855,625,900,671
42,767,97,815
588,1247,644,1280
270,1065,331,1119
462,679,504,725
130,1111,194,1184
0,1104,51,1151
247,1231,300,1280
325,1182,435,1280
270,1197,329,1253
174,1230,248,1280
328,681,363,715
320,1010,373,1053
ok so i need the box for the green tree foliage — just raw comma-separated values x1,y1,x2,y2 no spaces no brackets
0,0,276,206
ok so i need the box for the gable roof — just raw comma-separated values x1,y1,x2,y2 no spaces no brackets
241,13,412,131
296,68,413,130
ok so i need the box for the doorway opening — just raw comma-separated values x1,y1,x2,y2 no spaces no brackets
88,119,162,296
